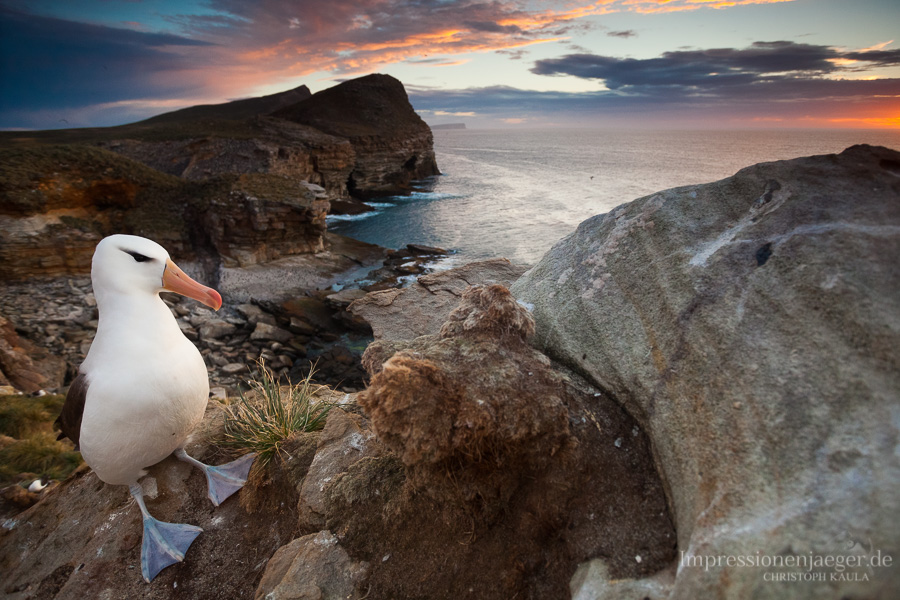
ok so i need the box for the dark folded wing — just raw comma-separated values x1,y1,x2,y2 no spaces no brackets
55,373,88,450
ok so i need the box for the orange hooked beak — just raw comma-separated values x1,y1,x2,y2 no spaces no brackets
162,259,223,311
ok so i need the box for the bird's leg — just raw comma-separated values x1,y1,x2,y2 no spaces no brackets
129,483,202,583
174,448,256,507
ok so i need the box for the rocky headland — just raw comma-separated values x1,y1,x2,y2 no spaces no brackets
0,72,443,390
1,88,898,600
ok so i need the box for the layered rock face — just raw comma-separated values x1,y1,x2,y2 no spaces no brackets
0,146,197,280
98,74,438,202
0,146,331,280
0,74,439,283
274,74,440,198
512,145,900,598
203,173,330,267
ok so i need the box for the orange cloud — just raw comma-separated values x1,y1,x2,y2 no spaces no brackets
623,0,794,14
826,115,900,129
234,31,566,90
857,40,895,53
497,1,618,28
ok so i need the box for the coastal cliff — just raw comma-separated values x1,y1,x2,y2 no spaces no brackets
0,146,330,279
2,146,899,599
0,73,437,206
0,74,438,282
273,74,440,199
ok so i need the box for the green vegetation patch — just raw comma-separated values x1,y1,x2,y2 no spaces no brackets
0,394,83,486
232,173,312,205
0,394,66,438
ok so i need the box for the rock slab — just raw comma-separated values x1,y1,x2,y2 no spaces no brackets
254,530,369,600
349,258,528,342
512,145,900,599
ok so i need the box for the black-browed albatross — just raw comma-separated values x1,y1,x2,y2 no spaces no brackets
55,234,256,582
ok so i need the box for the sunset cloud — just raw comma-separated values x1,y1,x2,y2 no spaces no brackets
1,0,805,115
411,70,900,128
622,0,795,14
2,0,896,130
174,1,607,68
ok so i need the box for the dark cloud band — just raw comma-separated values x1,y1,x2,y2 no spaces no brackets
531,41,900,91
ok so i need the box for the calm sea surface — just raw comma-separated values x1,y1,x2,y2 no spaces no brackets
329,128,900,267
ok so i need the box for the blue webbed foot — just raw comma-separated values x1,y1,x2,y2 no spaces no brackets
141,516,203,583
129,483,202,583
175,449,256,506
201,452,256,506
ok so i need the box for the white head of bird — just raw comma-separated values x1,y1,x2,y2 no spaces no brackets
90,235,222,311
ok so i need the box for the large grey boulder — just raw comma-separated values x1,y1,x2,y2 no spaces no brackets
512,145,900,599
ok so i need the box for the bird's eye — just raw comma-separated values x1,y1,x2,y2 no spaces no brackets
123,250,152,263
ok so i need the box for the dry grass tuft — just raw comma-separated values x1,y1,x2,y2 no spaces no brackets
220,361,334,466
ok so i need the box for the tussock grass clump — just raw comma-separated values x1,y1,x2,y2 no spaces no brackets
221,362,334,466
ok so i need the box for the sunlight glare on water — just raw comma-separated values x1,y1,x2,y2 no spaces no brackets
328,128,900,266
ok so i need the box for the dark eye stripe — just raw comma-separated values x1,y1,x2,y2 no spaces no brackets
122,249,153,262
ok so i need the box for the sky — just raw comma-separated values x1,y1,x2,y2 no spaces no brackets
1,0,899,130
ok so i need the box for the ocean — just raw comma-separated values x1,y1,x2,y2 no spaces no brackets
328,128,900,267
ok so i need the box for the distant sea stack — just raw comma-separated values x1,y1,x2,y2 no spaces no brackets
273,74,440,199
431,123,466,130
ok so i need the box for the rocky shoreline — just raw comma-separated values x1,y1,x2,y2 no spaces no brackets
0,236,453,396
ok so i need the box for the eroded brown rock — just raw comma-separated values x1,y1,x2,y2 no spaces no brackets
202,173,330,267
330,284,676,599
0,313,66,393
102,117,355,201
0,147,331,280
360,285,567,513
